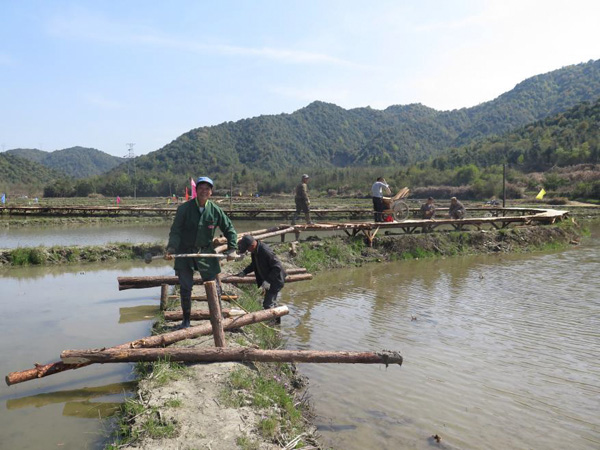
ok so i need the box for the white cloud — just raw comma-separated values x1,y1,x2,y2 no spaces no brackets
46,9,357,67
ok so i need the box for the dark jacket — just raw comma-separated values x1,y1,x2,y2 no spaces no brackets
167,199,237,276
241,241,286,291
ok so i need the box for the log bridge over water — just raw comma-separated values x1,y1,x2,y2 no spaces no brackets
219,206,568,247
0,204,567,222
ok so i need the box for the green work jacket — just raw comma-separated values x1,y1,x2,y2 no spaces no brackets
167,199,237,277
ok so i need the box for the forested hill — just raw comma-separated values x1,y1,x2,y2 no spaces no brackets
6,146,124,179
124,59,600,180
431,97,600,171
0,152,64,191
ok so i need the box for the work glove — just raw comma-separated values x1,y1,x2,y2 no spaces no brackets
261,281,271,291
225,249,237,261
236,271,246,278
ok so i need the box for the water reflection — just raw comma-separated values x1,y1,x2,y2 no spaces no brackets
0,260,167,450
0,219,307,249
284,237,600,450
119,305,160,323
6,381,136,411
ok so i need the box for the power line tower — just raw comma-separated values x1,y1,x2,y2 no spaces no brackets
125,143,136,199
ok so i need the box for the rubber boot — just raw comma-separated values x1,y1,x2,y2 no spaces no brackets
179,295,191,329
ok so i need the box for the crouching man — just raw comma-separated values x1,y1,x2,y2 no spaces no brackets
236,235,287,320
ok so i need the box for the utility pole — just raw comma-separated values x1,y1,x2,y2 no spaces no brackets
125,143,136,199
502,163,506,208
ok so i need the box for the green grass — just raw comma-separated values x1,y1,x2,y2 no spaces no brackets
237,434,260,450
104,362,186,448
295,236,366,272
133,359,189,386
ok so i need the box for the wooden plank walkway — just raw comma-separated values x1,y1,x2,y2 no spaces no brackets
205,207,569,247
0,205,566,221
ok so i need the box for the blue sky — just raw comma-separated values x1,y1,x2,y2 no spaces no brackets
1,0,599,157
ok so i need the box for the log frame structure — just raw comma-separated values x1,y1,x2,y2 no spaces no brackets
5,306,289,385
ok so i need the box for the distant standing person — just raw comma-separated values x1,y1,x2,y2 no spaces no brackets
236,235,287,320
165,176,238,329
371,177,391,222
448,197,466,219
420,197,436,219
292,174,313,225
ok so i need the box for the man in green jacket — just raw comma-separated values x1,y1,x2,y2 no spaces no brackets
165,176,238,328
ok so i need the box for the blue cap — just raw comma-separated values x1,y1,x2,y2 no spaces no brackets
196,176,214,188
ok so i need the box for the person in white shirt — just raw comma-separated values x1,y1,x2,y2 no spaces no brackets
371,177,391,222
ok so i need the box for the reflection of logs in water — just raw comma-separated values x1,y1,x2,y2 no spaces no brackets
63,401,121,418
6,381,136,410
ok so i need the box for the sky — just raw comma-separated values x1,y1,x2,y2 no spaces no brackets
1,0,599,157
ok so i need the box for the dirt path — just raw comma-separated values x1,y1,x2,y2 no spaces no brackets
125,335,281,450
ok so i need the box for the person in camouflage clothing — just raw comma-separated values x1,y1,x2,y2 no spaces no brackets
292,174,313,225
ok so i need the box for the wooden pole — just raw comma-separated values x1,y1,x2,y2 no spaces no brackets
160,284,169,311
61,348,403,366
214,227,296,253
118,273,313,290
204,281,225,347
5,306,289,386
164,309,246,320
167,294,239,302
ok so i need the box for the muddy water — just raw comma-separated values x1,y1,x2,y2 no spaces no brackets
0,260,174,450
0,223,598,450
0,220,283,249
283,233,600,450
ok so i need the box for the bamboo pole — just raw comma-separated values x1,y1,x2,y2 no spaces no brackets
61,348,403,366
118,273,312,291
5,306,289,386
205,281,225,347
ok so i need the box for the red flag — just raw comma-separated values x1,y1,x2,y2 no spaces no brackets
185,187,189,201
191,178,197,199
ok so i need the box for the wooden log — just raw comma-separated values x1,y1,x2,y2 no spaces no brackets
244,267,306,276
163,308,246,320
160,284,169,311
5,306,289,385
252,226,296,240
214,227,296,253
61,348,403,366
118,273,313,290
167,294,239,301
205,281,225,347
212,227,281,245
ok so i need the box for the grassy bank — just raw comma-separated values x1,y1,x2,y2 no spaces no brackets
0,242,165,267
290,221,584,273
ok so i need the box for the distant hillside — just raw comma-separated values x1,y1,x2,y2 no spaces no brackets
432,97,600,171
0,152,64,193
111,59,600,185
7,146,124,179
